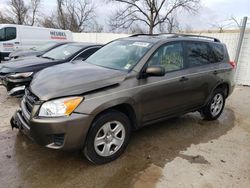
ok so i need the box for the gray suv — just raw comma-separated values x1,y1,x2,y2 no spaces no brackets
11,34,236,164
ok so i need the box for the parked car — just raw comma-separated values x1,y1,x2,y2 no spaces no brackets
0,24,73,62
11,34,236,164
8,41,70,60
0,42,102,96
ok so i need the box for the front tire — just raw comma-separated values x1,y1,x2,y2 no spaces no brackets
84,110,131,164
200,88,225,120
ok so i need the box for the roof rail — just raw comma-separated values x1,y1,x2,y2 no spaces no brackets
130,33,221,42
130,33,158,37
170,34,221,42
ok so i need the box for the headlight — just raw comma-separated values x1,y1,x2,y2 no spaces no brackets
8,72,33,79
38,97,83,117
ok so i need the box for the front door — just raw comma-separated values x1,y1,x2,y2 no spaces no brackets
138,42,190,123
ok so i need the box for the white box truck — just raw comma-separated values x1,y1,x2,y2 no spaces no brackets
0,24,73,62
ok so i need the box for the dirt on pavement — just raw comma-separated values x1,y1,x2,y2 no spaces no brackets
0,86,249,188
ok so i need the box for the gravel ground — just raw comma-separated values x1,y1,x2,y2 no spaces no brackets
0,86,249,188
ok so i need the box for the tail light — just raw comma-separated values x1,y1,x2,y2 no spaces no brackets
229,61,236,69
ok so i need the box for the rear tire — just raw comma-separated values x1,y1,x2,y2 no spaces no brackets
200,88,225,120
83,110,131,164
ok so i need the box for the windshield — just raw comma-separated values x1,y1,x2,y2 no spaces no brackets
41,44,83,60
86,40,153,71
33,42,58,51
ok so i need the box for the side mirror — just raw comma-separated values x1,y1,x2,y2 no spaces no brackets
145,66,165,77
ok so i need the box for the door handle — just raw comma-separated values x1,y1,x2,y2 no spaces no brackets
213,70,218,75
14,42,20,44
179,76,189,82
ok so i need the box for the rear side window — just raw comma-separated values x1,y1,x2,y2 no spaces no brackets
148,42,184,72
210,43,224,63
83,48,99,59
74,47,99,61
186,42,210,67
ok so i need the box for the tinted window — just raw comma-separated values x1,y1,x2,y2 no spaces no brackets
73,48,99,61
0,28,5,41
80,48,99,60
148,42,184,72
210,43,224,63
5,27,16,40
186,42,210,67
0,27,16,41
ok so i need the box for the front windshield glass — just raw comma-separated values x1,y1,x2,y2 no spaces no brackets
86,40,153,71
41,44,82,60
34,42,58,51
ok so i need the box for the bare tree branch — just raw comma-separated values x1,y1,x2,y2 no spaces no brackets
1,0,41,25
42,0,96,32
109,0,200,34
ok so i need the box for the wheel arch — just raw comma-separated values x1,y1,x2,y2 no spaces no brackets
91,103,138,130
203,82,230,107
214,82,229,98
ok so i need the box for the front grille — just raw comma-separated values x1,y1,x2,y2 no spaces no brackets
23,89,39,114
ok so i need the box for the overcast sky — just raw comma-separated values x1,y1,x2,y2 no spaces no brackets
0,0,249,31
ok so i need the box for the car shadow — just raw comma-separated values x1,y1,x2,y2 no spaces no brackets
6,108,235,188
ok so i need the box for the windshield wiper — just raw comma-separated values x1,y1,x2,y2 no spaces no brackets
42,56,55,60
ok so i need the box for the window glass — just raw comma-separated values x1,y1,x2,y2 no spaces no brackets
187,42,210,67
0,27,16,41
210,43,224,63
0,28,5,41
5,27,16,40
41,44,83,60
79,48,99,60
86,40,153,71
34,42,58,51
148,43,184,72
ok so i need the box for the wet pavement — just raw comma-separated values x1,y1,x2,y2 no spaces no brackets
0,86,250,188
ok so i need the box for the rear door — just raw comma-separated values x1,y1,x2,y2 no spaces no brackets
183,41,221,108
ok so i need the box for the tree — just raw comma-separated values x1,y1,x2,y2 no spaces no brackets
230,16,241,28
0,11,13,24
159,13,180,33
42,0,96,32
1,0,41,25
29,0,41,26
8,0,29,24
109,0,200,34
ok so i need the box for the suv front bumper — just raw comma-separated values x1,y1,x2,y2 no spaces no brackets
11,100,94,151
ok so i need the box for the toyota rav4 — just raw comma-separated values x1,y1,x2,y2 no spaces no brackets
11,34,236,164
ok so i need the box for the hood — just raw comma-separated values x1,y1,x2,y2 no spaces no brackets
0,56,55,73
9,49,41,58
30,61,127,100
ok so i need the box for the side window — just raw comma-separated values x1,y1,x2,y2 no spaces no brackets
186,42,210,67
0,28,5,41
210,43,224,63
74,48,99,61
148,43,184,72
5,27,16,41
